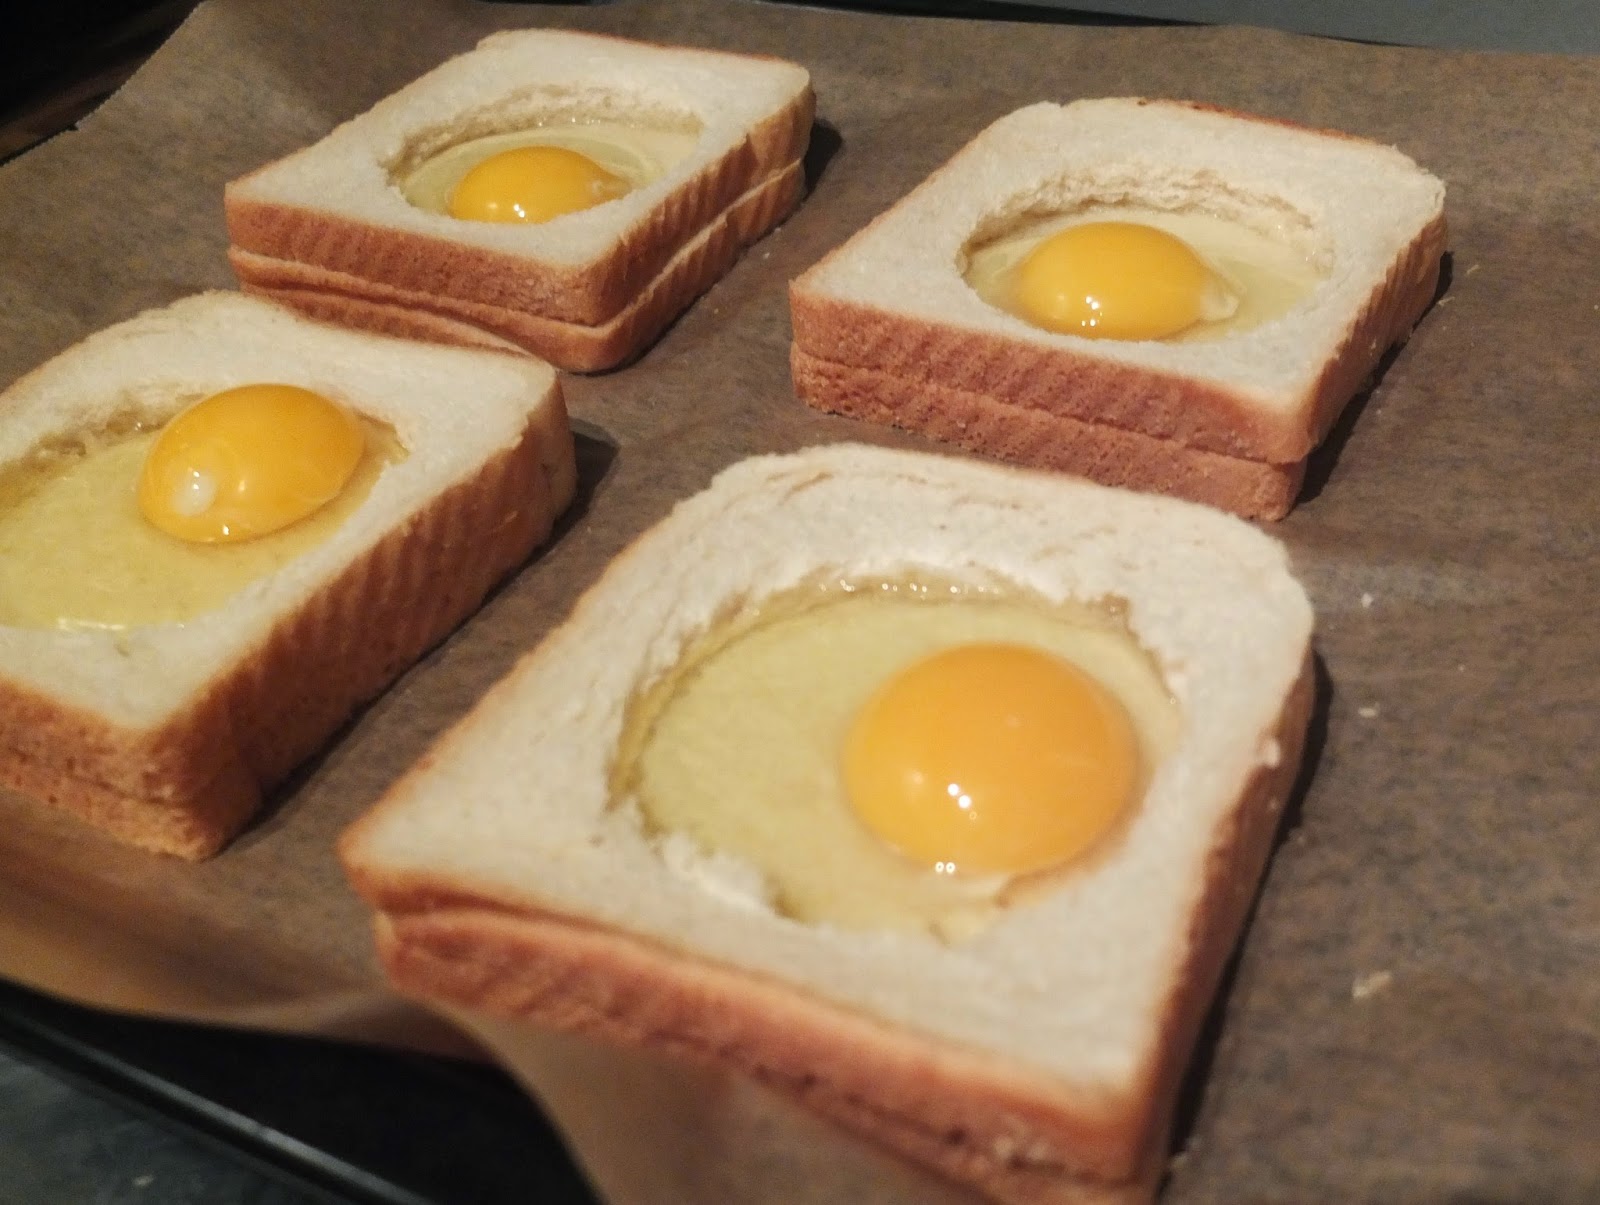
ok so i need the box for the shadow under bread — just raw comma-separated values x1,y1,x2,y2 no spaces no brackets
803,118,843,194
1298,251,1454,507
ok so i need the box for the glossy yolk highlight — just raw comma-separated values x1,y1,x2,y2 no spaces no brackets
842,642,1139,877
137,384,365,543
447,145,630,224
1013,220,1237,341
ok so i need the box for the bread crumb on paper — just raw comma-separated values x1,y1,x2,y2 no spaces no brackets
1358,705,1379,719
1360,592,1374,608
1352,970,1393,1001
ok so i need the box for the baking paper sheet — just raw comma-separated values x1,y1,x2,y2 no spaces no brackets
2,0,1598,1201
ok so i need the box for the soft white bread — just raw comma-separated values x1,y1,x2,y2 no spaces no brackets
340,444,1314,1204
790,98,1446,518
227,29,815,371
0,292,576,859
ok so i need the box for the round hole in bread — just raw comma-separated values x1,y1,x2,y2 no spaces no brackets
388,89,704,221
611,576,1179,945
0,397,403,630
961,170,1331,343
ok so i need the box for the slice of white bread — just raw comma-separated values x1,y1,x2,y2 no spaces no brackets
231,158,804,372
0,292,576,859
790,98,1447,519
227,29,815,371
340,443,1314,1205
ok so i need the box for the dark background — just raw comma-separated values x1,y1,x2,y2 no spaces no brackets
0,1,199,160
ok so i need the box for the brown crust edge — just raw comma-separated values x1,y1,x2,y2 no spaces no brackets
789,212,1446,466
345,654,1315,1204
232,159,805,373
0,397,577,860
225,83,815,328
789,345,1303,520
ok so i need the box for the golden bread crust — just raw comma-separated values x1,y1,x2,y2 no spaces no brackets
789,346,1303,520
225,85,815,330
233,159,806,372
790,289,1282,462
366,901,1142,1205
0,401,577,859
346,654,1314,1204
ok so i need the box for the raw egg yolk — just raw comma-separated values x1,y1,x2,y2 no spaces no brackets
1013,221,1236,341
447,145,629,224
842,643,1139,877
137,384,365,543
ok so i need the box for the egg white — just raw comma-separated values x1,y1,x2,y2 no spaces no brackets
0,418,402,631
400,121,700,215
965,204,1327,342
617,582,1180,943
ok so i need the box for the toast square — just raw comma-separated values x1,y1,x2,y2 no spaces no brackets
227,29,814,372
341,444,1314,1204
0,292,576,858
790,98,1446,518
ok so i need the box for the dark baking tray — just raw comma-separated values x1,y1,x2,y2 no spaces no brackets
0,976,596,1205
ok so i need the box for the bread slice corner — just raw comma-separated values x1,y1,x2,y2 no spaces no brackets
790,97,1446,518
340,442,1315,1203
0,291,576,858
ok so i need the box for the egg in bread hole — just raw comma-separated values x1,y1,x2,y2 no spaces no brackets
611,577,1180,943
397,108,702,225
0,384,404,631
964,202,1330,342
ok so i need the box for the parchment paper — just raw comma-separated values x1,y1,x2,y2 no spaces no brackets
2,1,1598,1201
